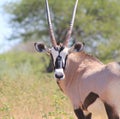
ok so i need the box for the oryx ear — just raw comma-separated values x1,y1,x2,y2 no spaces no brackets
74,42,85,52
34,42,49,53
69,42,85,53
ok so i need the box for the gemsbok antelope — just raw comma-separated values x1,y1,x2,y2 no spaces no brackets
34,0,120,119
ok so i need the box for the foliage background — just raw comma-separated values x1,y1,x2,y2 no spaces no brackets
4,0,120,61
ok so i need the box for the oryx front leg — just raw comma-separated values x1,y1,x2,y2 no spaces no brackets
74,108,85,119
104,103,119,119
74,108,92,119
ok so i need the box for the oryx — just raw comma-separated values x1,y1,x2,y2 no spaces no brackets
34,0,120,119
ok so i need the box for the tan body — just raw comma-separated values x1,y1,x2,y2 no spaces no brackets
58,52,120,114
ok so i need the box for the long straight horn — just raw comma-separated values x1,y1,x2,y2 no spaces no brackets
45,0,57,47
63,0,78,46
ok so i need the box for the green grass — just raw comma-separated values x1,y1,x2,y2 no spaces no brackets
0,52,75,119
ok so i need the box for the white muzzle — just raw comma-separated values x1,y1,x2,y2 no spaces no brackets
54,68,65,80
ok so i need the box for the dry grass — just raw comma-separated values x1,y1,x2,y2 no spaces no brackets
0,75,108,119
0,74,76,119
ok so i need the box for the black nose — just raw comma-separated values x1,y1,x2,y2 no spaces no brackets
55,73,64,79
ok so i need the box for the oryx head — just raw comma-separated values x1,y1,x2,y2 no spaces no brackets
34,0,84,80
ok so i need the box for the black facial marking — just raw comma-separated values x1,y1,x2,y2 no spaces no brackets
55,55,63,69
54,46,64,53
59,46,65,53
51,46,68,70
54,47,59,51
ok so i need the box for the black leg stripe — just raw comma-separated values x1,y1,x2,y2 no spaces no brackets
104,102,119,119
74,108,85,119
82,92,99,110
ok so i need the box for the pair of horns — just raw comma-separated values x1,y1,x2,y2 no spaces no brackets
45,0,78,47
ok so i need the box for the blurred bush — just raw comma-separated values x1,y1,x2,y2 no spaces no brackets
0,51,50,80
